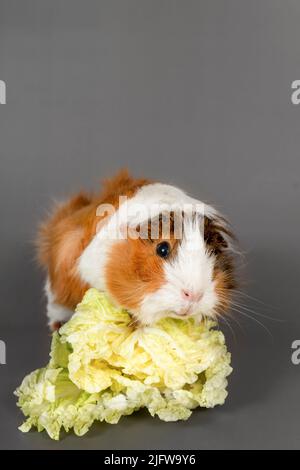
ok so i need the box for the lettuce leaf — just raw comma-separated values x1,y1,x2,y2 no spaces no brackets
15,288,232,440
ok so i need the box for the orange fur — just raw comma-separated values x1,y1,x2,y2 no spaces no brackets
213,263,236,314
37,170,150,311
105,237,177,311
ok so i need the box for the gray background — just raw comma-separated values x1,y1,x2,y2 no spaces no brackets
0,0,299,450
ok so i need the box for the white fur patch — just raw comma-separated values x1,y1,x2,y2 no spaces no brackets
44,279,73,325
139,216,218,325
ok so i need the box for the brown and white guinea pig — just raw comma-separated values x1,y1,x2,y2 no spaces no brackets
37,170,236,330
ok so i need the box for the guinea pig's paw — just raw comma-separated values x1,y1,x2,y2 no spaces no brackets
50,321,64,332
128,316,142,330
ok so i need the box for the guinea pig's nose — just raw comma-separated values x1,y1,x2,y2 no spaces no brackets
181,289,203,303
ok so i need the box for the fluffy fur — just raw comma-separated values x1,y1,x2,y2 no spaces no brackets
37,170,236,328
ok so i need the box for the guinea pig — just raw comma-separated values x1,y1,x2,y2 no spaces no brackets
37,170,236,330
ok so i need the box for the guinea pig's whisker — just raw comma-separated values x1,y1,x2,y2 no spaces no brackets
228,306,273,339
223,309,246,335
229,300,283,322
221,317,237,343
215,312,237,343
233,289,275,308
215,298,245,335
216,291,274,337
119,288,145,303
217,288,282,322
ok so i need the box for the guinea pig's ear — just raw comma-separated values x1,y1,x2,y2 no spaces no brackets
204,215,236,253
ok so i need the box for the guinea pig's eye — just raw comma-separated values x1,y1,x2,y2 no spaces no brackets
156,241,171,259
